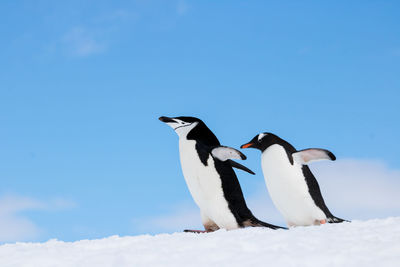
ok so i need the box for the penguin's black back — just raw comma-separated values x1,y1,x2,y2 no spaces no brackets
301,166,334,218
186,120,257,226
301,166,346,223
213,157,255,226
184,118,220,147
273,135,346,223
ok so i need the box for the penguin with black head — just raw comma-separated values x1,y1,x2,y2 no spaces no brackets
241,132,348,227
159,116,284,232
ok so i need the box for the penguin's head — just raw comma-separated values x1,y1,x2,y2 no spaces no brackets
159,116,220,145
241,132,278,151
159,116,201,137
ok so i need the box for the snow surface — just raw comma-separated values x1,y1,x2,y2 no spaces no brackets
1,217,399,267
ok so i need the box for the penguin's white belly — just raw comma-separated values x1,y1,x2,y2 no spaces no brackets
179,140,238,229
261,145,326,226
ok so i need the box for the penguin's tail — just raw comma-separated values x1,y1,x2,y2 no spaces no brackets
247,217,288,230
327,216,350,223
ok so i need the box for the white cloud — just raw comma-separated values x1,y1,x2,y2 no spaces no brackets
249,159,400,224
134,159,400,233
132,203,202,234
177,0,189,16
0,195,43,242
0,194,76,243
62,27,106,57
95,9,134,22
311,159,400,219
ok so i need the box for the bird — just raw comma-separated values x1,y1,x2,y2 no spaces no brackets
241,132,347,227
159,116,285,232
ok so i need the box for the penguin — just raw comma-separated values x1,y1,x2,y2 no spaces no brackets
241,132,347,227
159,116,285,232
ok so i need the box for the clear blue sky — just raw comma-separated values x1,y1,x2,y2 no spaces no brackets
0,0,399,242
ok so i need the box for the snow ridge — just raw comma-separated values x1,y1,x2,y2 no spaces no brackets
1,217,399,267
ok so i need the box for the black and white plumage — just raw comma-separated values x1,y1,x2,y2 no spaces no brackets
159,116,284,232
241,132,347,227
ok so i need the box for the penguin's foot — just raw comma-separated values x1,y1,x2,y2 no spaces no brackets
287,222,296,228
203,223,219,232
183,229,208,233
313,219,327,225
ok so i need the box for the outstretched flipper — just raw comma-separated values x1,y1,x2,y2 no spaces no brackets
228,160,255,175
211,146,247,161
211,146,255,175
292,148,336,165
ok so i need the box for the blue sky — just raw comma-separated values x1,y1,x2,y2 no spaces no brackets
0,0,399,242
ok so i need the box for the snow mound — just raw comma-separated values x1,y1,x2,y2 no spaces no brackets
1,217,399,267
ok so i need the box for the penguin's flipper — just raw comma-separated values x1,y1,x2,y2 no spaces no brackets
211,146,255,174
228,160,255,175
292,148,336,165
211,146,247,161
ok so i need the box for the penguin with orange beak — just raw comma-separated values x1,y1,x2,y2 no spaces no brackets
241,132,348,227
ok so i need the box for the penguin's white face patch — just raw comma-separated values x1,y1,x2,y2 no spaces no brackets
258,133,267,142
165,119,199,138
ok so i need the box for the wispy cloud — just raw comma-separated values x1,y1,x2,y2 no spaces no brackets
248,159,400,224
132,203,202,234
62,27,106,57
177,0,189,16
96,9,134,22
0,194,76,243
0,196,43,242
312,159,400,219
133,159,400,233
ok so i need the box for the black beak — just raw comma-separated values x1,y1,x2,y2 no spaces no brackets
159,116,176,123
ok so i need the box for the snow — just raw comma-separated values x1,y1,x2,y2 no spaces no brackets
1,218,399,267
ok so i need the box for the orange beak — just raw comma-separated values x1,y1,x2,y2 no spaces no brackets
240,143,253,149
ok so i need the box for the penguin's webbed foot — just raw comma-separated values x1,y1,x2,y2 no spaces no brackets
313,219,327,225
